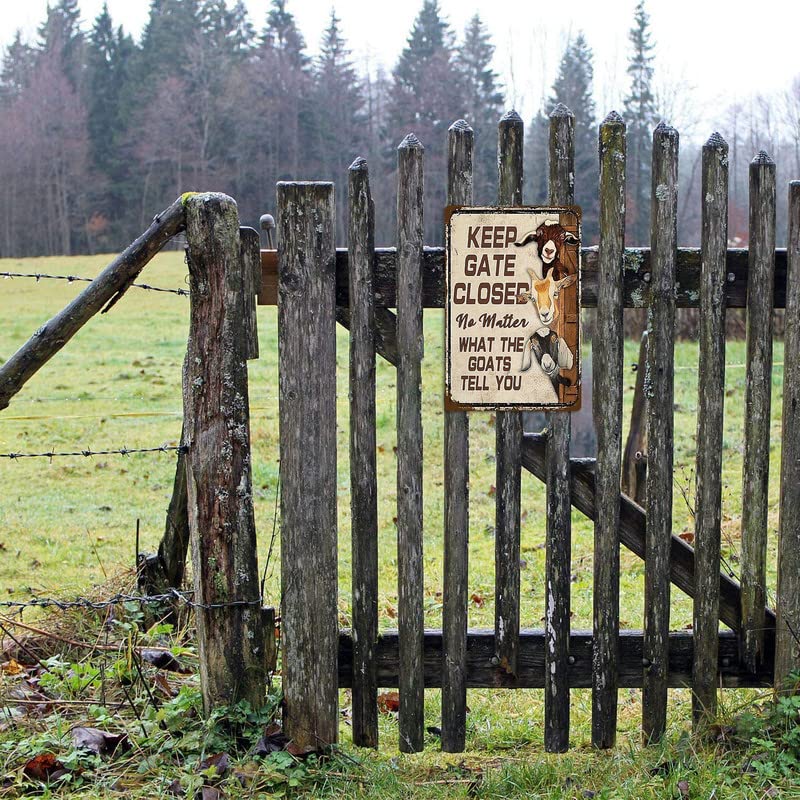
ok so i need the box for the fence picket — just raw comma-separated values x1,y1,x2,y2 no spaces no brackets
277,182,339,748
396,133,426,753
182,193,267,716
240,226,261,360
740,152,777,674
348,158,379,747
642,123,679,744
442,120,473,752
692,133,729,730
545,103,575,753
592,111,625,749
494,110,524,681
775,181,800,692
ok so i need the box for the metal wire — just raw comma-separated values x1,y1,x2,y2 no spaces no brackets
0,444,188,460
0,589,260,612
0,271,189,297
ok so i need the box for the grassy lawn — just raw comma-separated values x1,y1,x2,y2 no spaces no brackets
0,251,793,798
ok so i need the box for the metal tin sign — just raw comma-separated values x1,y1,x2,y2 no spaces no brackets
445,206,581,411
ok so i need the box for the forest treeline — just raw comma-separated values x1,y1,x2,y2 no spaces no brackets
0,0,797,257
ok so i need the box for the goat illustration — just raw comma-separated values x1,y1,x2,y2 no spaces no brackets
513,222,578,281
518,270,576,385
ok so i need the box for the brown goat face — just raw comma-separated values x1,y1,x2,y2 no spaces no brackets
514,223,579,278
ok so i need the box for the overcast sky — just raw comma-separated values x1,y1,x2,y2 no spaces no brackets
1,0,797,137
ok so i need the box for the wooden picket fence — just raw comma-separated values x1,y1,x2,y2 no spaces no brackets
260,108,800,753
1,105,798,758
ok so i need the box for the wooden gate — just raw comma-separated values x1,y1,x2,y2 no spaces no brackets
261,108,800,753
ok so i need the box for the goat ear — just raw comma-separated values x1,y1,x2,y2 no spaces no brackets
517,291,532,304
526,268,540,283
514,231,538,247
563,232,579,246
558,273,577,289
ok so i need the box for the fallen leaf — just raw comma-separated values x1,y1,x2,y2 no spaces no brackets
1,659,23,676
23,752,68,782
677,779,690,798
140,649,190,673
470,593,485,608
487,485,496,496
198,787,222,800
385,604,397,619
253,722,289,756
71,727,130,756
286,741,316,758
679,531,695,545
378,691,400,714
198,752,229,779
167,778,185,796
154,673,176,698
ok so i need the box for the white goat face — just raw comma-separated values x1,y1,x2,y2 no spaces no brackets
518,272,577,326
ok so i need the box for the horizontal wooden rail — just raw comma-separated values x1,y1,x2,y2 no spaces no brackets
521,433,775,634
337,629,774,689
259,247,790,309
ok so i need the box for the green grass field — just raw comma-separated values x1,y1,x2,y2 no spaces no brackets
0,251,793,798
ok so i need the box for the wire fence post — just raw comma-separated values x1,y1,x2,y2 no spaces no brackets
183,192,267,715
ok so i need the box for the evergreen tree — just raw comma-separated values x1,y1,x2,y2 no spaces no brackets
390,0,465,243
311,11,365,240
548,32,598,241
263,0,308,68
138,0,201,83
0,31,35,105
86,4,136,246
622,0,656,245
37,0,85,90
525,109,549,204
456,14,503,203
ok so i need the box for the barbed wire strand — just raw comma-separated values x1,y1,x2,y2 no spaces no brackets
0,445,188,460
0,270,189,297
0,589,260,612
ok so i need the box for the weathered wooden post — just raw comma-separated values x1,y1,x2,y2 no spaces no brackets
348,158,379,748
775,180,800,692
494,110,524,680
740,151,777,674
545,102,574,753
442,119,473,753
692,133,729,730
183,193,267,715
277,182,339,749
592,110,625,749
643,122,679,744
396,134,425,754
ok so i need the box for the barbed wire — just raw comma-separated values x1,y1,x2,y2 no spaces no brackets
0,444,188,460
0,589,261,612
0,271,189,297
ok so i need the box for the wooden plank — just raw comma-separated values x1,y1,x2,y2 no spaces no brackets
740,151,777,674
277,182,339,748
692,133,729,730
240,226,260,360
545,103,573,753
442,120,473,753
182,193,266,716
494,110,524,679
0,197,186,411
775,180,800,692
348,158,379,748
643,123,679,744
592,111,625,749
621,332,649,505
336,629,774,690
259,246,790,310
520,433,776,634
396,133,425,754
